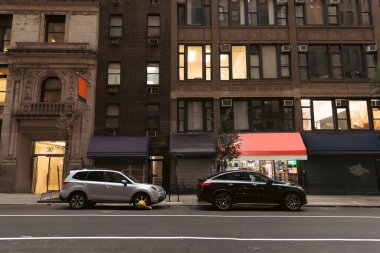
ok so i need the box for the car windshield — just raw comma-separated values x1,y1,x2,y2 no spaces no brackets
121,172,139,183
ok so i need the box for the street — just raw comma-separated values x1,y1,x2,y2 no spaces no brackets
0,204,380,252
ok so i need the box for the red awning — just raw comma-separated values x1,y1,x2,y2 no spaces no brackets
239,133,307,160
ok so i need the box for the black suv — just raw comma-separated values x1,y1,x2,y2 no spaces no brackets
197,170,307,211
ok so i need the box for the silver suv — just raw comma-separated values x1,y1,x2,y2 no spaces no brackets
59,169,166,209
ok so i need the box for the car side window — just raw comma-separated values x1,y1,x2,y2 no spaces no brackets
86,171,104,182
250,173,268,183
72,171,87,180
105,172,126,183
226,172,250,181
213,174,228,180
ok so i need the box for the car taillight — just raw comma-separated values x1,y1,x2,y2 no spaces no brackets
200,182,212,187
62,180,70,186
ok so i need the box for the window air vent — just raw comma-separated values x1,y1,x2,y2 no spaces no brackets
148,87,159,94
335,99,348,107
283,100,294,107
220,44,231,53
298,45,308,52
277,0,288,5
221,99,232,107
366,45,377,53
110,38,119,45
148,38,159,45
146,130,157,137
281,45,291,52
371,99,380,107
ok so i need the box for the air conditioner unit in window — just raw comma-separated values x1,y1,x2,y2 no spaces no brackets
366,45,377,52
146,130,157,137
335,99,348,107
220,44,231,53
283,100,294,107
150,0,159,4
371,99,380,107
298,45,308,52
110,38,119,45
221,99,232,107
328,0,339,5
148,38,159,45
108,86,119,93
281,45,291,52
277,0,288,5
148,87,159,94
112,0,120,5
295,0,305,4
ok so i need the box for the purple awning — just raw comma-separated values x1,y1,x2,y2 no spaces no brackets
87,136,149,159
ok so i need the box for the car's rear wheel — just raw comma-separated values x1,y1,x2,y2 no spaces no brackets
132,193,151,207
282,192,302,211
68,192,87,210
213,192,232,211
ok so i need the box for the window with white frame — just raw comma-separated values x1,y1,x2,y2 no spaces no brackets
108,63,121,86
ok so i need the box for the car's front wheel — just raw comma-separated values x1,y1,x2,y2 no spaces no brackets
282,192,302,211
213,192,232,211
132,193,151,207
68,192,87,210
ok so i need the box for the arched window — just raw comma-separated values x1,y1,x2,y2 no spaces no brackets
41,77,62,102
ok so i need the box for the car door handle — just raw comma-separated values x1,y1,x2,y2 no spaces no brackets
105,185,111,188
228,183,234,186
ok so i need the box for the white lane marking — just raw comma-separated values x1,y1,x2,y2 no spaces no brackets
0,236,380,242
1,215,380,219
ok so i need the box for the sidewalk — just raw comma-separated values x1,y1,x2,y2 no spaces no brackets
1,193,380,207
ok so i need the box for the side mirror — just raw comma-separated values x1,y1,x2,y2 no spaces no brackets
121,180,127,186
266,179,273,186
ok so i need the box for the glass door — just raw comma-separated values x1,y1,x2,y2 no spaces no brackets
150,156,163,186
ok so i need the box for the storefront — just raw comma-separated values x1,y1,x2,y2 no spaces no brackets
170,133,216,191
229,133,307,185
87,136,149,183
302,132,380,195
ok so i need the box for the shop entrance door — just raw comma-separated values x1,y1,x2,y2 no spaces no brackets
150,156,163,186
32,141,66,194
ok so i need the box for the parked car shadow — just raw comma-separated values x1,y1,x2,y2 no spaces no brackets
193,204,307,212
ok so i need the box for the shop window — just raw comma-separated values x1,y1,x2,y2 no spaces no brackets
147,63,159,86
178,0,211,26
371,101,380,131
219,0,287,26
45,15,65,43
0,65,7,104
108,63,121,86
0,15,12,52
349,100,369,129
106,104,120,129
145,104,160,129
41,77,62,102
178,100,213,132
110,15,123,38
148,15,160,38
178,44,212,81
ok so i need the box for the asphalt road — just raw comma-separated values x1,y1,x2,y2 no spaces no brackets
1,204,380,252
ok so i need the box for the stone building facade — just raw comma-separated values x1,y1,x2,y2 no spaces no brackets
0,0,98,193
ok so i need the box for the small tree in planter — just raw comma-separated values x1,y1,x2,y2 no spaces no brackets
216,113,241,171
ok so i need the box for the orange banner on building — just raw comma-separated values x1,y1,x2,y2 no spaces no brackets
77,75,87,104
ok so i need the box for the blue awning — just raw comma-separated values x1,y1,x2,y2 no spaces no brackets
301,132,380,154
87,136,149,159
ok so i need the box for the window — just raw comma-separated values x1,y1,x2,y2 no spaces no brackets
45,15,65,43
371,100,380,130
108,63,121,86
223,99,294,132
41,77,62,102
221,44,290,80
87,171,104,182
300,45,365,80
298,0,371,26
0,15,12,52
105,172,126,183
219,0,287,26
178,44,212,80
302,98,372,131
226,172,250,181
73,171,88,181
178,100,213,132
110,15,122,38
106,104,120,129
0,66,7,104
148,15,160,37
178,0,211,26
366,52,377,80
145,104,160,129
147,63,159,85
